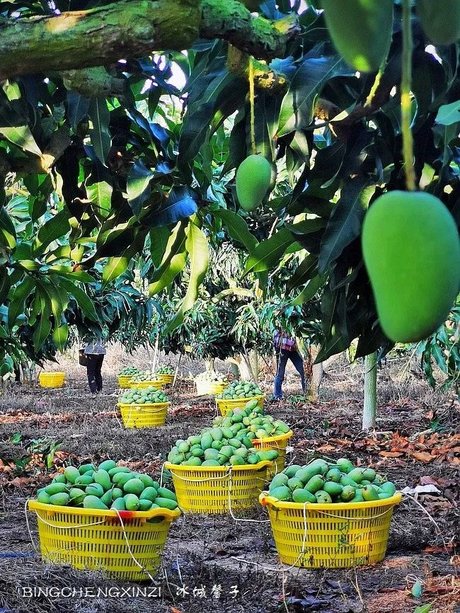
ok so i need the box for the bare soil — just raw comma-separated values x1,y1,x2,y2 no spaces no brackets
0,350,458,613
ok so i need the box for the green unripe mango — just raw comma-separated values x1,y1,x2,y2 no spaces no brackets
362,191,460,342
235,154,272,211
63,466,80,484
99,459,117,472
321,0,393,72
83,495,108,510
417,0,460,45
49,493,70,506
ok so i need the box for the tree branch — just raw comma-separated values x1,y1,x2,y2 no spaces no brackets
0,0,299,82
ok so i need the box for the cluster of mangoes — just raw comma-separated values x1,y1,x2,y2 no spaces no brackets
268,458,397,504
35,460,178,511
167,422,278,467
119,387,169,405
130,371,159,383
213,400,290,439
118,366,141,377
216,380,262,400
156,366,174,375
195,371,227,383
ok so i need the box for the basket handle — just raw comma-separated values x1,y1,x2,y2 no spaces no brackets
313,506,396,521
32,513,107,529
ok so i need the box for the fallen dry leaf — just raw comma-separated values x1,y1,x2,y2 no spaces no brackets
410,451,434,463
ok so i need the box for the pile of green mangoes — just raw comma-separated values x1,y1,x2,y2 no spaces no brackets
130,371,158,383
216,380,262,400
167,422,279,467
118,366,141,377
213,400,290,440
268,458,397,504
156,366,174,375
119,387,169,405
35,460,178,511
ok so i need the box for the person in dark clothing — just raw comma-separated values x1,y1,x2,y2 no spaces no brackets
84,340,106,393
273,329,306,400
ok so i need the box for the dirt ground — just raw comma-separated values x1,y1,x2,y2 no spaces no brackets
0,349,458,613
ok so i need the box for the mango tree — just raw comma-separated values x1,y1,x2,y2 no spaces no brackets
0,0,458,419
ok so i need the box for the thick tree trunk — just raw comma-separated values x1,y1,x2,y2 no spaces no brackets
0,0,298,81
362,351,378,431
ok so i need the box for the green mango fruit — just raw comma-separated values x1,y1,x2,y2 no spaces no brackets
321,0,393,72
235,154,272,211
417,0,460,45
362,191,460,342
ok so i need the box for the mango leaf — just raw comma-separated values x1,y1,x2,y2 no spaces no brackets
277,53,352,137
214,209,258,252
88,97,111,165
127,160,153,215
52,268,95,283
52,323,69,350
66,92,90,131
0,125,42,156
318,180,375,274
40,280,68,323
435,100,460,126
34,210,70,254
33,312,52,351
292,273,326,305
149,250,187,296
86,181,113,218
57,277,99,321
166,223,209,333
0,207,16,249
150,226,172,267
153,186,198,227
149,221,187,291
245,228,299,274
287,253,318,291
102,256,129,284
7,276,35,329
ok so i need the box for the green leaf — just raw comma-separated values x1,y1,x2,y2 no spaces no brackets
435,100,460,126
277,53,352,137
88,97,111,164
8,276,35,328
102,256,129,284
57,277,99,321
52,268,95,283
214,209,258,252
52,323,69,350
34,210,70,254
33,312,52,351
166,223,209,333
318,180,375,274
150,226,171,267
0,207,16,249
0,125,42,156
245,228,298,274
86,181,113,218
149,221,187,287
287,253,318,291
292,274,326,305
149,250,187,296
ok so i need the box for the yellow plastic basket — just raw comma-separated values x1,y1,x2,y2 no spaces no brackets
28,500,180,581
259,492,402,568
216,395,265,416
195,379,228,396
129,380,164,390
156,373,174,385
117,374,133,389
38,372,65,388
118,402,170,428
165,461,271,514
252,430,293,477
